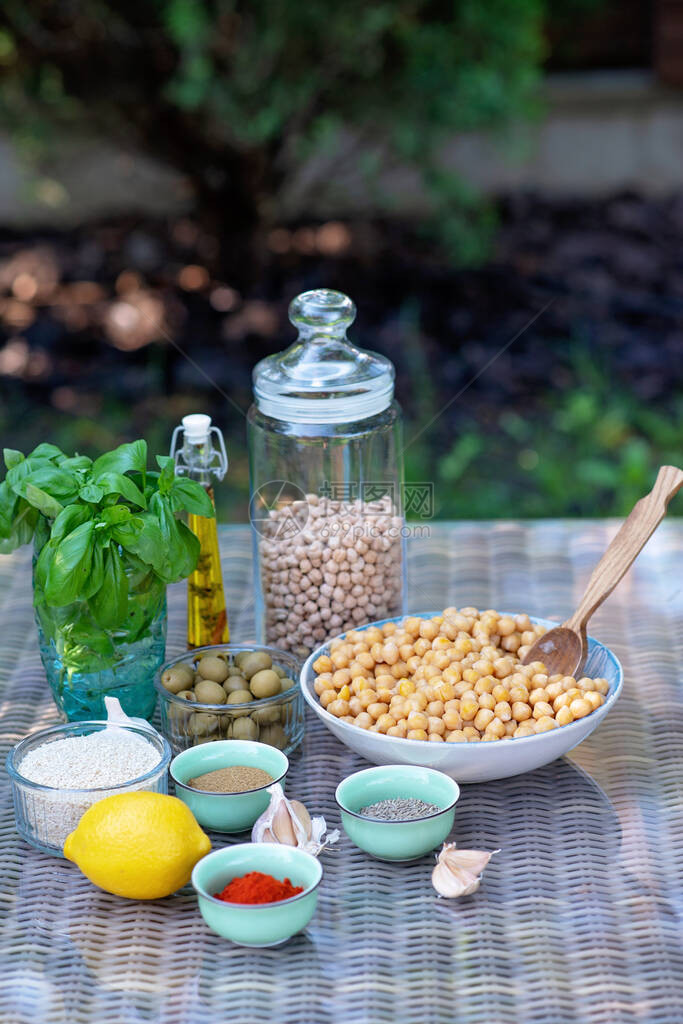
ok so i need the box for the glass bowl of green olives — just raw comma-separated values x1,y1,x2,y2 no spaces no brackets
154,644,305,755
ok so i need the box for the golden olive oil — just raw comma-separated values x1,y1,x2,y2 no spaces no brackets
187,487,229,648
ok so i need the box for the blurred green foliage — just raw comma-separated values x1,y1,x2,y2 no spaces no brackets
406,346,682,519
0,0,545,260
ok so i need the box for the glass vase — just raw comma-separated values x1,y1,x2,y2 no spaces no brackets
33,543,168,721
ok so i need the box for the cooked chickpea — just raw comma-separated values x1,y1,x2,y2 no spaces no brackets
407,729,428,740
327,699,350,717
532,701,555,720
314,609,608,743
474,708,494,731
555,705,574,726
569,697,592,719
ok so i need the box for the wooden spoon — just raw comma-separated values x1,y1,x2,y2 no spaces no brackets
522,464,683,676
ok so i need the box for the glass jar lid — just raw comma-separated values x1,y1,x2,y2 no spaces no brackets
252,289,395,423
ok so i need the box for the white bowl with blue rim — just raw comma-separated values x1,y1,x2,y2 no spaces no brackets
301,614,623,783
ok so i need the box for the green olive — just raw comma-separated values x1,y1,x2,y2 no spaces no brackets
240,651,273,679
194,679,228,705
224,675,249,694
222,719,234,739
249,669,282,699
188,712,219,737
226,689,253,705
196,655,229,683
161,665,194,694
226,689,253,717
168,690,195,722
272,665,286,678
252,705,281,726
234,651,250,669
232,717,259,741
260,724,288,749
279,676,297,691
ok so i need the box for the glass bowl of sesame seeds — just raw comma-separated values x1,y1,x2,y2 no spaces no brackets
6,720,172,857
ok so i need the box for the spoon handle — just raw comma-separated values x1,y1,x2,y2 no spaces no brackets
565,465,683,634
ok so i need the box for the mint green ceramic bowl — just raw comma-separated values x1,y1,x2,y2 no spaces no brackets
170,740,288,832
335,765,460,862
192,843,323,947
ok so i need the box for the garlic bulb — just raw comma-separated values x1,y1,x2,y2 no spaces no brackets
251,784,339,856
431,842,499,898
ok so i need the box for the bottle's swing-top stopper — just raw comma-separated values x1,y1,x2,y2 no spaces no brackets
170,413,228,480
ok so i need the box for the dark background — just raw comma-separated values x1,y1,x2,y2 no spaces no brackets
0,0,680,521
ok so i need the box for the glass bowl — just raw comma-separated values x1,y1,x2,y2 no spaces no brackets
6,721,171,857
155,644,305,756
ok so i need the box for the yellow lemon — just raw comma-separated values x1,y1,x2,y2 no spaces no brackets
63,792,211,900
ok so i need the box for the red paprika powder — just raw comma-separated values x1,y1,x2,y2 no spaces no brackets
215,871,304,904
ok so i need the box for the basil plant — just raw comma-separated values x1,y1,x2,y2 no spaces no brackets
0,440,213,678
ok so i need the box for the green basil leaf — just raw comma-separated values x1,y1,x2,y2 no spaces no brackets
112,512,165,571
52,503,92,542
45,520,94,606
24,483,64,519
155,454,176,494
18,465,79,500
60,455,93,471
0,500,38,553
3,449,24,470
95,471,147,509
91,440,147,479
6,457,40,492
99,505,134,526
171,477,214,517
79,483,103,503
0,480,16,539
61,618,115,664
81,538,106,600
91,545,129,628
34,539,56,591
150,492,199,581
30,442,65,462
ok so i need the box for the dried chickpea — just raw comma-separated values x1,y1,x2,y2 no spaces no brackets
532,701,554,720
446,730,468,743
585,691,604,711
313,655,332,674
367,702,389,721
387,722,408,738
376,713,396,733
535,716,558,732
332,669,352,688
398,678,416,697
477,692,496,711
492,684,510,703
427,700,445,718
320,689,337,709
359,691,376,710
528,688,549,706
428,716,446,736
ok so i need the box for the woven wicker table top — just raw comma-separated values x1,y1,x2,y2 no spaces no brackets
2,521,683,1024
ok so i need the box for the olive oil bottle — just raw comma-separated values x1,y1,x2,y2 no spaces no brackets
170,414,229,648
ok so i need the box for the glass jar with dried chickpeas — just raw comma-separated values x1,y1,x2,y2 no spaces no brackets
312,609,609,743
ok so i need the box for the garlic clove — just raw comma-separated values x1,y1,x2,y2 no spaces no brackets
261,827,278,843
271,801,298,846
290,800,312,840
431,842,499,899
